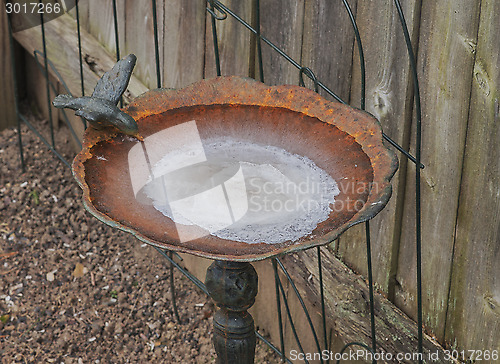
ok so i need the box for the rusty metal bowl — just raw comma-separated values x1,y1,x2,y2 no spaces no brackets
72,77,398,261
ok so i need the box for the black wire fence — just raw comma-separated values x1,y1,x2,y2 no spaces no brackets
7,0,424,362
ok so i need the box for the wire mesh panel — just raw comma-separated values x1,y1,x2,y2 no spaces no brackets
5,0,429,362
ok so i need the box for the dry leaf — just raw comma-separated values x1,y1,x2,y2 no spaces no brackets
73,263,85,278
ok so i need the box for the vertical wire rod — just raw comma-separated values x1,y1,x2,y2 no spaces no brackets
341,0,365,110
75,0,84,95
255,0,264,83
19,115,71,168
208,0,222,76
365,221,377,361
39,0,55,149
276,258,324,363
343,0,376,356
112,0,121,61
393,1,423,361
274,260,310,364
169,251,181,323
317,247,329,363
6,12,25,171
298,63,327,361
33,51,82,150
75,0,86,128
151,0,176,322
111,0,123,108
272,259,286,363
151,0,162,88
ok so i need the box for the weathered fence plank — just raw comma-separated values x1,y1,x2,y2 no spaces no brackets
179,249,449,363
75,1,206,91
160,0,206,89
258,0,305,86
86,0,125,59
13,13,148,145
395,0,481,341
123,1,156,89
281,249,448,362
444,0,500,358
301,0,357,102
25,54,59,130
0,10,16,131
205,0,253,78
337,0,421,296
13,13,147,101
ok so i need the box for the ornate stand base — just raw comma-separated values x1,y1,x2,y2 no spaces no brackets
205,261,258,364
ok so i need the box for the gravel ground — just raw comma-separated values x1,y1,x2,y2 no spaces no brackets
0,114,277,363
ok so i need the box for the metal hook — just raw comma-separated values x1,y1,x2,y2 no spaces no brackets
299,67,320,93
206,0,227,21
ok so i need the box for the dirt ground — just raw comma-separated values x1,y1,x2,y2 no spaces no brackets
0,115,277,363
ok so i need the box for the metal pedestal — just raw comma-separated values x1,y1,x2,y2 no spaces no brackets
205,261,258,364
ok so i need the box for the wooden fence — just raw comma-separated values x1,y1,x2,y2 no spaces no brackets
1,0,498,361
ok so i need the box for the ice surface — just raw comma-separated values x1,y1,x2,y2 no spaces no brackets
143,137,340,244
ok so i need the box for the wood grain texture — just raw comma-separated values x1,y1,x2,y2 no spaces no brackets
176,255,324,359
179,249,449,362
395,0,481,341
258,0,305,86
25,54,59,130
75,1,205,90
301,0,357,102
160,0,206,89
86,0,125,58
281,249,448,362
13,13,148,144
444,0,500,358
13,13,147,100
337,0,421,295
205,0,253,78
122,1,156,89
67,0,89,36
0,10,17,130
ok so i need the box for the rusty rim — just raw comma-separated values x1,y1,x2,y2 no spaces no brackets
73,76,398,262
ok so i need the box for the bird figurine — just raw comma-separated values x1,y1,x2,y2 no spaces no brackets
53,54,139,137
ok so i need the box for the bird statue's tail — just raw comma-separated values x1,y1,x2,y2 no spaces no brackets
52,94,74,109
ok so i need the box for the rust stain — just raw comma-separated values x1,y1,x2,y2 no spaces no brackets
72,77,398,262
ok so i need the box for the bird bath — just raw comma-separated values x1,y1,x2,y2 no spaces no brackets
71,76,397,363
